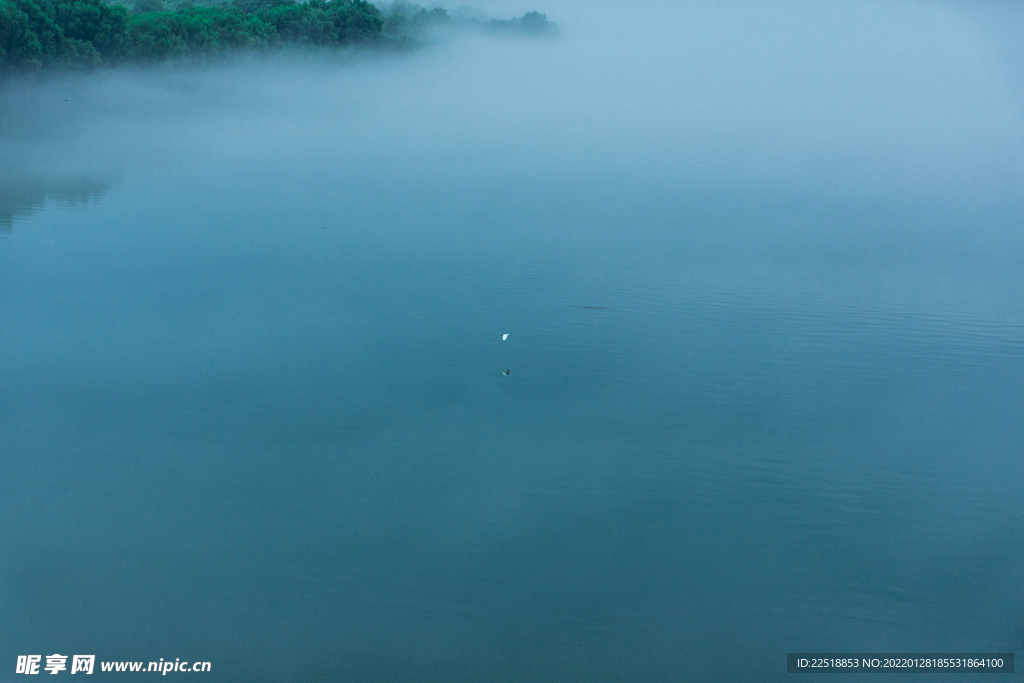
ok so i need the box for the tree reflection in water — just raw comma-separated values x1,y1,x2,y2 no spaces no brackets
0,177,111,231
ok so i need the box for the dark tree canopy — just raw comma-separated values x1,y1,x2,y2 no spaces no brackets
0,0,384,69
0,0,554,72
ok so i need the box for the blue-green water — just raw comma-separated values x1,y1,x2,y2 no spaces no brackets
2,2,1024,680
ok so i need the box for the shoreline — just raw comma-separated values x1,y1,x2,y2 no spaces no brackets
0,0,556,74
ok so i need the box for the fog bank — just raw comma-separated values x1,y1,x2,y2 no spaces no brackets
2,0,1023,201
3,0,1024,271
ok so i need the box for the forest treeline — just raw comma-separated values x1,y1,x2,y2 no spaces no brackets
0,0,554,70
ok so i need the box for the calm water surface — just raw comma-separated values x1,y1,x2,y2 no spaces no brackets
2,2,1024,680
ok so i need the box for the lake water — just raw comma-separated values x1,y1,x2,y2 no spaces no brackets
2,1,1024,680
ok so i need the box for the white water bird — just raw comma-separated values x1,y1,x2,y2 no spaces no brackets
502,334,509,340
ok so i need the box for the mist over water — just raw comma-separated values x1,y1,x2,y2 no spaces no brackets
2,1,1024,681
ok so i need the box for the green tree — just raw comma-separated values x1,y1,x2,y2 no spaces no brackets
54,0,127,56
